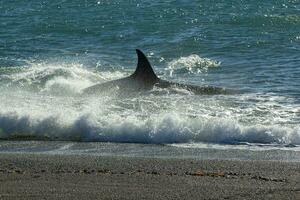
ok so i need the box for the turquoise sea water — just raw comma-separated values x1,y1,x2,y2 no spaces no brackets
0,0,299,149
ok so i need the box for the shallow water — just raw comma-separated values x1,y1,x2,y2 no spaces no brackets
0,0,299,149
1,141,300,161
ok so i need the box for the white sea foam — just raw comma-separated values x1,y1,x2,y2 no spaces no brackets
0,108,299,145
0,60,299,148
0,60,127,95
166,54,220,76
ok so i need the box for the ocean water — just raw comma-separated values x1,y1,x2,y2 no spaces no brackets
0,0,300,151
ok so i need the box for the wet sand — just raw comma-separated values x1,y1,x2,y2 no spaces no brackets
0,153,299,200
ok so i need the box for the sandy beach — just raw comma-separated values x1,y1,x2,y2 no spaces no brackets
0,153,299,200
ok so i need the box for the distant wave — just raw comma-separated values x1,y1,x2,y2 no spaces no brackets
166,55,220,76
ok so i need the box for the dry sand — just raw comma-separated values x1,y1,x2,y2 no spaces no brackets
0,153,299,200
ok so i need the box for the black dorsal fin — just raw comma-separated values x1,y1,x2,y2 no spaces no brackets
131,49,158,83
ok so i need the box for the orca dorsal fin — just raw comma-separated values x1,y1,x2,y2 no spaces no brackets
131,49,158,83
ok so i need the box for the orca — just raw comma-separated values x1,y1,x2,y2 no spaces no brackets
83,49,232,95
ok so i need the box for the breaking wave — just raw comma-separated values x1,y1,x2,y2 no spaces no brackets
0,111,299,145
0,60,299,148
0,60,127,95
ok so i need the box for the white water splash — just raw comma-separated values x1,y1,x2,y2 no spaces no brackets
0,60,299,148
166,54,220,76
0,61,127,95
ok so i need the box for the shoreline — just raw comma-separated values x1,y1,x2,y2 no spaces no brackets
0,153,299,199
1,141,300,162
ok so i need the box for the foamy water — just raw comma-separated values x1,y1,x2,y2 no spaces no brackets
0,59,299,148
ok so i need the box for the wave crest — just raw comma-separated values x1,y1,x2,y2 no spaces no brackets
0,111,299,145
0,61,127,95
166,55,220,76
